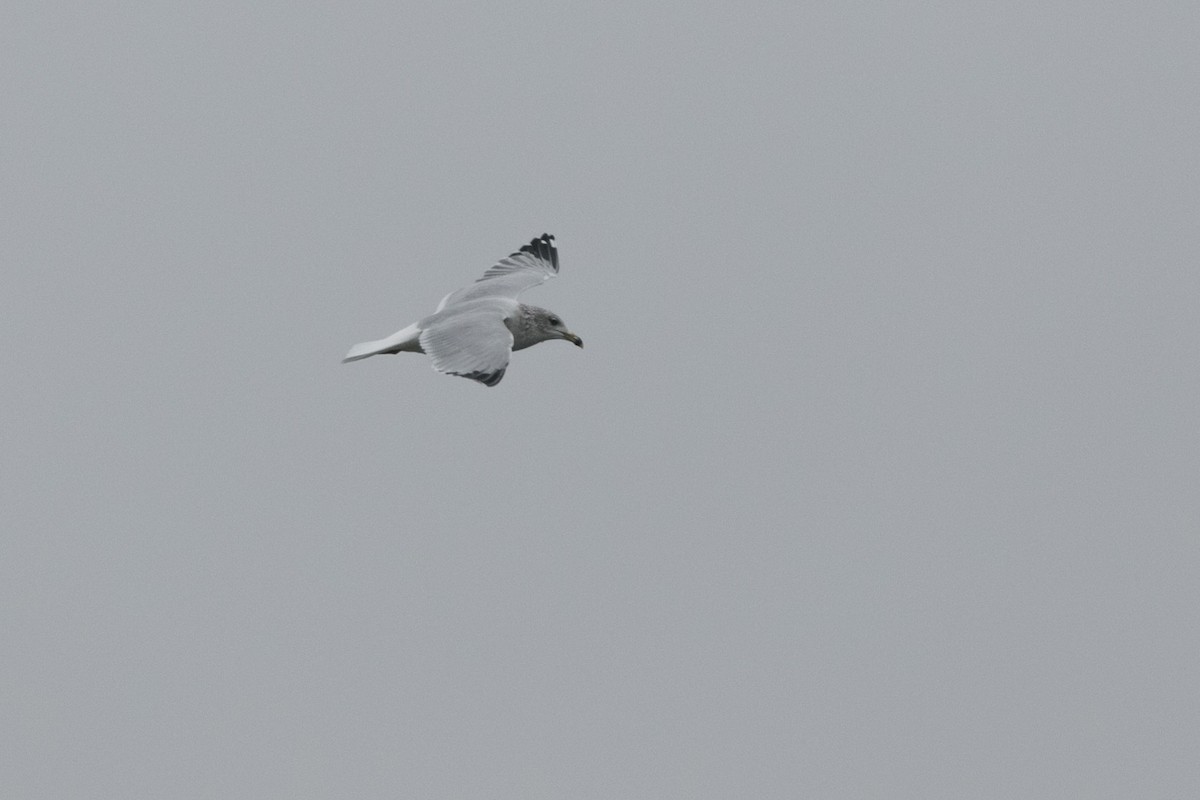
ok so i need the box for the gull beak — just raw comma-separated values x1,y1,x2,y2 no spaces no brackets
563,331,583,348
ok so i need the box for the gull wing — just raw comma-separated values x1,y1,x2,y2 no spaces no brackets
436,233,559,311
417,302,514,387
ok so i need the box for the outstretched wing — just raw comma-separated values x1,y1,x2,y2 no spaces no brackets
417,303,514,386
436,233,559,311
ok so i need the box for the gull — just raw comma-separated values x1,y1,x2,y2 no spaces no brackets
342,233,582,386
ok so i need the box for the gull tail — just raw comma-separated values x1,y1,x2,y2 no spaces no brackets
342,323,422,363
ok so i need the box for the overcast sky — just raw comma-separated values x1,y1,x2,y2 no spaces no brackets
3,2,1198,798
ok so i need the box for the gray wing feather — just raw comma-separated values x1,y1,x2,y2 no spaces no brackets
437,234,559,310
418,304,514,387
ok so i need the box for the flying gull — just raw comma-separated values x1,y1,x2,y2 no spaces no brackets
342,233,582,386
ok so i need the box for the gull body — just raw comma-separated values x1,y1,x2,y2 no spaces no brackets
342,234,582,387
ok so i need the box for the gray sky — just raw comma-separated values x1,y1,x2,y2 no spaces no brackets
3,2,1198,798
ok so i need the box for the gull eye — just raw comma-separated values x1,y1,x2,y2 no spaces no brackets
548,316,560,326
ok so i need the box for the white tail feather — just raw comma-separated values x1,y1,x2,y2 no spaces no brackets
342,323,421,363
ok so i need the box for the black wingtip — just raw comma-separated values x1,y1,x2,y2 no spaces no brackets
519,233,558,271
451,368,506,387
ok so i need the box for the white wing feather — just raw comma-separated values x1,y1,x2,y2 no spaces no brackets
417,301,516,386
436,233,559,310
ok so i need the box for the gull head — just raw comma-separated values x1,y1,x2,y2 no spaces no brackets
515,305,583,350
